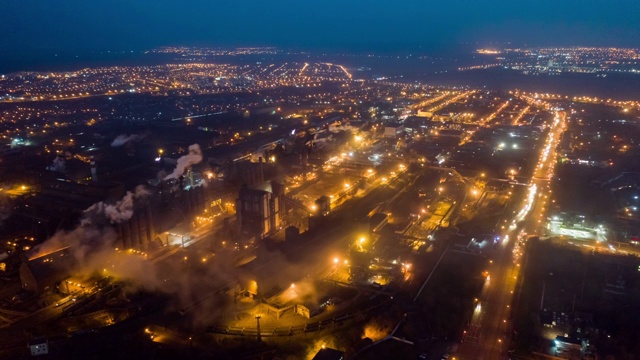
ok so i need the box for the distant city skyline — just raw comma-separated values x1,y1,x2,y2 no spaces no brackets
2,0,640,59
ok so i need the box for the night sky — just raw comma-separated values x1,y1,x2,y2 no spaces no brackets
2,0,640,55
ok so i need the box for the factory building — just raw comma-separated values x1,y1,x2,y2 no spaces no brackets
236,182,284,239
114,205,156,250
180,185,206,215
384,123,405,139
312,348,344,360
230,158,277,187
19,248,76,295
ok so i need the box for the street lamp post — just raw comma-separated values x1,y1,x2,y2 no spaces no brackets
255,315,262,342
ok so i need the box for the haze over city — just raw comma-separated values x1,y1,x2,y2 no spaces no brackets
1,1,640,360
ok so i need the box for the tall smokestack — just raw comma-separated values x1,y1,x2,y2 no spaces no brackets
90,156,98,182
258,157,264,185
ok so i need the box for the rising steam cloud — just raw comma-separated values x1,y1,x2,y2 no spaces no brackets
26,183,236,325
27,175,318,328
30,185,151,259
164,144,203,180
82,185,150,225
46,156,66,173
111,134,140,147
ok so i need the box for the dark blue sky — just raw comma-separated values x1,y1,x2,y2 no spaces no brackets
2,0,639,55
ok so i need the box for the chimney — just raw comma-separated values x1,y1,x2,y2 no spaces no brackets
90,155,98,182
258,157,264,185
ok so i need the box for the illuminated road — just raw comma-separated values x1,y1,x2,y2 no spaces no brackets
409,92,453,110
479,100,510,127
511,105,531,126
429,90,477,113
337,65,352,79
457,110,565,359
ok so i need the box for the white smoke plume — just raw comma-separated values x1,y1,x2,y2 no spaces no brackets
164,144,203,180
26,178,328,328
30,186,151,259
111,134,139,147
46,156,66,173
82,185,151,225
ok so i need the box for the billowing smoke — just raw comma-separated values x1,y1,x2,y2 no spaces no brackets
27,183,235,326
27,177,329,328
29,186,151,260
82,185,150,225
111,134,139,147
46,156,66,173
164,144,203,180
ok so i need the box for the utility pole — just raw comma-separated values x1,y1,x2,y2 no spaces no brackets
255,315,262,342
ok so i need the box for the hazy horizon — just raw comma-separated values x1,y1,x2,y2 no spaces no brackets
3,0,640,62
